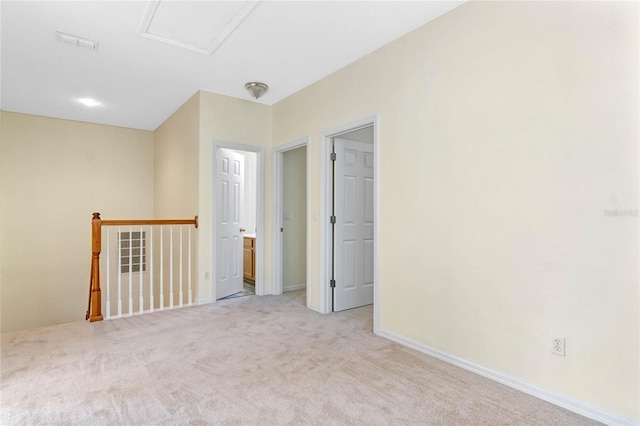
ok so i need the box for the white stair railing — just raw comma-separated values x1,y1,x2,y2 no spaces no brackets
86,213,198,322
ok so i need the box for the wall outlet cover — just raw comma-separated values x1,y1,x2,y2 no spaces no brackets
551,336,566,356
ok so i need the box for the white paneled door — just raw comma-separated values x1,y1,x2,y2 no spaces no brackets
333,138,374,311
216,148,245,300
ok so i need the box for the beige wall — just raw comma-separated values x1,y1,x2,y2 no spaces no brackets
273,1,638,420
150,90,272,303
283,146,307,289
1,0,636,420
0,112,154,332
154,92,200,218
197,91,272,302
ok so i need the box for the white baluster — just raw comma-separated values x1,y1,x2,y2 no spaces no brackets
117,226,122,318
105,228,110,320
139,225,144,315
160,226,164,310
179,226,183,307
128,226,133,316
100,219,196,320
188,226,192,306
169,226,174,309
149,225,154,313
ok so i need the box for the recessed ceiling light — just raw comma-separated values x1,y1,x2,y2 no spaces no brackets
78,98,100,107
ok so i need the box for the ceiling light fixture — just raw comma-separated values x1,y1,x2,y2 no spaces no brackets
78,98,101,107
245,82,268,99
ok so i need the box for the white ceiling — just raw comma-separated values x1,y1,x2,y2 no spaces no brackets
1,1,464,131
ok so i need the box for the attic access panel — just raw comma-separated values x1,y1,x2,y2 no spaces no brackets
138,0,259,54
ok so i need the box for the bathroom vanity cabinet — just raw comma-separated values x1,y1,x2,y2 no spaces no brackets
243,236,255,283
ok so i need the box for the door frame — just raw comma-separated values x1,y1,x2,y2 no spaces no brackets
320,115,380,330
212,140,265,300
272,138,311,306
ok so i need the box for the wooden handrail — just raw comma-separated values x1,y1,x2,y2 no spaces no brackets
101,218,199,228
85,212,198,322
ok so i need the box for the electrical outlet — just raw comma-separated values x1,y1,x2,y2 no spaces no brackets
204,272,209,280
551,337,566,356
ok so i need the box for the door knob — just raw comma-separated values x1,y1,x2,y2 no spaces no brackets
240,228,246,232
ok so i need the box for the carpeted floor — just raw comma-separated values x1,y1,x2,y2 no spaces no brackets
220,281,256,300
1,290,599,425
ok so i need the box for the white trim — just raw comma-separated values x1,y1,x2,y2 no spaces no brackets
212,140,265,301
320,115,380,329
376,328,638,426
372,119,381,333
320,135,330,313
272,150,283,295
283,283,306,292
272,138,310,307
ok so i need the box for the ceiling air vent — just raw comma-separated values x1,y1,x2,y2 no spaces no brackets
56,31,99,50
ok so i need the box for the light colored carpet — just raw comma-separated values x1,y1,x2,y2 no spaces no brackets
220,282,256,300
1,290,599,425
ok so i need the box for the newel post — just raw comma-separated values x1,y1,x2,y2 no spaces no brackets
89,212,104,322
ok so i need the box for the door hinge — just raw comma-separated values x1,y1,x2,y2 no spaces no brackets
330,215,336,224
330,152,337,161
330,279,336,288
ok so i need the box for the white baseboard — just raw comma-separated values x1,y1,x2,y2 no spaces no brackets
376,328,638,426
197,297,213,305
283,283,306,292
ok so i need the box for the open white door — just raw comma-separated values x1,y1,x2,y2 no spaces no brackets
216,148,245,300
332,138,374,311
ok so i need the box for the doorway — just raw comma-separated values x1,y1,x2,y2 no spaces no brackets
212,141,264,301
283,146,307,293
331,132,374,311
321,117,379,323
273,138,310,306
